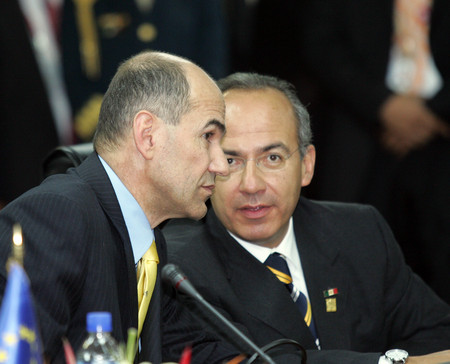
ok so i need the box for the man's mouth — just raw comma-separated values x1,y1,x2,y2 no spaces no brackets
201,185,215,195
238,204,271,219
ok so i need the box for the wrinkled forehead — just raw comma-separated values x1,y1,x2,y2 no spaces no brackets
222,89,297,151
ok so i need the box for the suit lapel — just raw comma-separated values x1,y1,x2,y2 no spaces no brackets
294,200,351,349
75,153,139,336
207,198,354,349
207,209,317,349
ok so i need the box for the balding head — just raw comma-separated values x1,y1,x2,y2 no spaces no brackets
93,51,196,153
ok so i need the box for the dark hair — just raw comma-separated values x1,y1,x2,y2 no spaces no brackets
217,72,312,157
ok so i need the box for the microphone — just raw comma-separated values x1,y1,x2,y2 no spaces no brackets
162,263,277,364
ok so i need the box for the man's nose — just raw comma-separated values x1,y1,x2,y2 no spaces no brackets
239,160,266,194
209,144,230,177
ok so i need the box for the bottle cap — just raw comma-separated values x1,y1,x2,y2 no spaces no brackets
86,312,112,333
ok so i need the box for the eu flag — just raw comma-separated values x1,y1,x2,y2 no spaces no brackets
0,262,43,363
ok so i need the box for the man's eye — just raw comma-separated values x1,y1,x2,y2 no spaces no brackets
266,154,283,163
203,132,214,141
227,157,244,166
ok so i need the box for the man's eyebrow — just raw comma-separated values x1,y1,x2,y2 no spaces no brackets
261,143,290,153
204,119,226,134
223,149,240,157
223,143,290,157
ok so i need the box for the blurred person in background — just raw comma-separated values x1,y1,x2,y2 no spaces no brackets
301,0,450,303
0,0,73,209
62,0,230,142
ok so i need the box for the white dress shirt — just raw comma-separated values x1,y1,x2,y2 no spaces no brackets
230,217,311,301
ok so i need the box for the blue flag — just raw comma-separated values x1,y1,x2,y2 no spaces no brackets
0,262,43,363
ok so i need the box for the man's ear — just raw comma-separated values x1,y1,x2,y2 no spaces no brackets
301,145,316,187
133,110,158,159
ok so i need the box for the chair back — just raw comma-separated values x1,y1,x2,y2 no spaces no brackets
42,143,93,179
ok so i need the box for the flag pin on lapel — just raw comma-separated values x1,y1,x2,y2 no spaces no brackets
323,288,338,312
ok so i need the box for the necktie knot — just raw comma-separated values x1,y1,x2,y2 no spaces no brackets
141,243,159,263
265,253,293,285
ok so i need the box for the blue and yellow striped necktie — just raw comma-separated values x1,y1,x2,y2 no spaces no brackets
265,253,318,342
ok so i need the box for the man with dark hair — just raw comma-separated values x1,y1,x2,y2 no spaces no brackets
165,72,450,364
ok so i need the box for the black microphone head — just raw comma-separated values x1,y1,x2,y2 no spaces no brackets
162,263,184,286
162,263,202,299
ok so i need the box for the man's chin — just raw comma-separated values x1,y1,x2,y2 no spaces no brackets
231,224,277,246
186,203,208,221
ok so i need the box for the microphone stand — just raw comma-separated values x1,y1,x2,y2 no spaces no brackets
192,291,277,364
162,264,277,364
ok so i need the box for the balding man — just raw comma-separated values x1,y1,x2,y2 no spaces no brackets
0,51,238,363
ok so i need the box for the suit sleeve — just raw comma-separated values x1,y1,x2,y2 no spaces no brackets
370,207,450,353
0,189,92,360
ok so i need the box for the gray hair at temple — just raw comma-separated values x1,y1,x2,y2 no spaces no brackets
216,72,312,158
93,51,192,152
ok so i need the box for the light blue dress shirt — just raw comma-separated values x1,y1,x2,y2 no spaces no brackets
99,156,154,264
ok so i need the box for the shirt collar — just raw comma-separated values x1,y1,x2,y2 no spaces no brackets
99,155,153,264
230,217,299,266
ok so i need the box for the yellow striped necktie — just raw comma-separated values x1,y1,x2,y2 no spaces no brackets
136,241,159,338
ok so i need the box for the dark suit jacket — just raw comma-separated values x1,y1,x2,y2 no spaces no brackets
0,0,59,204
164,198,450,364
0,153,238,363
